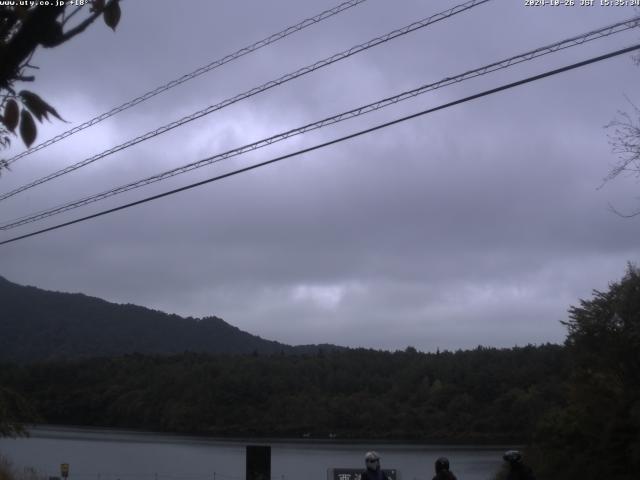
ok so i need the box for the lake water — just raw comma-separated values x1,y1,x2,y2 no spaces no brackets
0,427,507,480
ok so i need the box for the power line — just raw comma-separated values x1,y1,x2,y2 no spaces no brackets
1,43,638,247
2,15,638,231
0,0,491,203
3,0,369,166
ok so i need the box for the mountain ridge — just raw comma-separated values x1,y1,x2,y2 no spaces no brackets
0,275,344,362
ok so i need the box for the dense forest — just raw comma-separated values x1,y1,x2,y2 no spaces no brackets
528,265,640,480
1,266,639,480
0,344,567,442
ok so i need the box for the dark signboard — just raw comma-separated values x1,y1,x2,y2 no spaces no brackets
328,468,399,480
246,445,271,480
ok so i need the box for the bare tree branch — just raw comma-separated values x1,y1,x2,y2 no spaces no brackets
607,202,640,218
54,1,111,46
603,97,640,185
62,5,84,27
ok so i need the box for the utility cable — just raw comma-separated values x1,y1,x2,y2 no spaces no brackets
1,16,638,230
1,43,638,247
3,0,370,166
0,0,490,202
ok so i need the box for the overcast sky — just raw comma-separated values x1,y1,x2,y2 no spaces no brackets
1,0,639,351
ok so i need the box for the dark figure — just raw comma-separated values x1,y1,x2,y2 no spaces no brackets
432,457,457,480
360,451,391,480
503,450,535,480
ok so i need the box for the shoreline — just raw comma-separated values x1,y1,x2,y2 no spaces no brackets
22,424,521,449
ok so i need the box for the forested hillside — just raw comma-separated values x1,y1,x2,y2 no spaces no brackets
0,344,567,442
0,276,339,361
2,266,638,480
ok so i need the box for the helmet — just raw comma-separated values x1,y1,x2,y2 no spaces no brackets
435,457,450,473
364,451,380,470
503,450,522,463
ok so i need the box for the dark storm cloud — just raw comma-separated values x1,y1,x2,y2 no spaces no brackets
1,0,639,350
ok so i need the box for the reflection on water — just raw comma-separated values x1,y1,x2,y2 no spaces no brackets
0,426,505,480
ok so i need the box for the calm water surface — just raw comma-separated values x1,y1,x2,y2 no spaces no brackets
0,427,506,480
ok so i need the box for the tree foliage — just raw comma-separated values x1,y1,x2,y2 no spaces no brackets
0,387,38,438
532,264,640,479
0,0,122,173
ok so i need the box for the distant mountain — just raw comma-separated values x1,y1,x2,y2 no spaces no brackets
0,276,343,362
